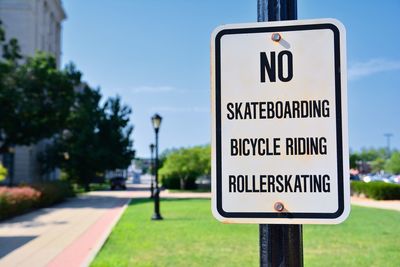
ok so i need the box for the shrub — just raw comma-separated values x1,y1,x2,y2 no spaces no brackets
0,181,75,220
351,181,400,200
32,180,75,207
161,174,197,190
0,186,41,220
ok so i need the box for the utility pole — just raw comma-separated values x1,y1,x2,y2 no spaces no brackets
384,133,393,157
257,1,303,266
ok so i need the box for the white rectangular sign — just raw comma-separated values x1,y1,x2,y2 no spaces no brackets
211,19,349,224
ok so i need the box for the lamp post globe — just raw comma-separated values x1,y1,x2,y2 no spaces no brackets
151,113,163,220
151,113,162,132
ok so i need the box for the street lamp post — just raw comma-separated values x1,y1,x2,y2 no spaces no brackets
151,113,163,220
149,143,155,198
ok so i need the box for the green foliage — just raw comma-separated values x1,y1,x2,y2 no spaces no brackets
359,148,387,161
97,96,134,170
2,38,22,62
72,183,110,194
41,88,135,190
351,181,400,200
0,21,135,189
350,148,394,173
0,49,78,153
159,145,210,190
385,151,400,174
31,181,75,207
0,163,7,181
370,157,386,173
0,23,79,152
349,152,361,169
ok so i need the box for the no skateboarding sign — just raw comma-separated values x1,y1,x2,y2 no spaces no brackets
211,19,350,224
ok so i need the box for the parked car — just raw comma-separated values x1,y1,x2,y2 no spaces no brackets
110,177,127,190
350,174,360,181
362,174,374,183
389,175,400,184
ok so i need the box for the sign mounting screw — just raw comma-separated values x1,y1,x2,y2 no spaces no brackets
271,33,282,42
274,202,285,212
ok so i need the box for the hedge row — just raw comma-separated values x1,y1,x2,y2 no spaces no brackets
351,181,400,200
0,181,75,220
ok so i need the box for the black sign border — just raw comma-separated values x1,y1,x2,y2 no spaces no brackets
215,23,345,219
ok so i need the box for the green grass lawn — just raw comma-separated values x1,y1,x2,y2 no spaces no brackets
91,199,400,267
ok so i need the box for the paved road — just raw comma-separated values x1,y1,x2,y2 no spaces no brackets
0,181,398,267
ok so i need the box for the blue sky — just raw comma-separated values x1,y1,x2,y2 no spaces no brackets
62,0,400,158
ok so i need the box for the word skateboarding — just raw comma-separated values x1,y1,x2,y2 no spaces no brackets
226,99,330,120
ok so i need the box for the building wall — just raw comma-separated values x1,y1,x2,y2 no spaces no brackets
0,0,65,66
0,0,66,184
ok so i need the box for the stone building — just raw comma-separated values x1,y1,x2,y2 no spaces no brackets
0,0,66,184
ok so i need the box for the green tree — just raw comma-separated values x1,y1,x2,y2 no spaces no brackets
42,87,135,190
96,96,135,171
350,148,388,173
385,151,400,174
0,22,78,154
159,145,210,190
0,54,78,153
349,152,361,169
370,158,386,173
55,86,103,190
359,148,387,162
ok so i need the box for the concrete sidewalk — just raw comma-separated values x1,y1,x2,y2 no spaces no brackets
0,187,142,267
350,196,400,212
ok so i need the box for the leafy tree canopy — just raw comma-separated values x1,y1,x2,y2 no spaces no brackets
159,145,210,190
385,152,400,174
0,22,79,153
41,87,135,190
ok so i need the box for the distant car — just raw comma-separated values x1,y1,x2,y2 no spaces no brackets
110,177,127,190
391,175,400,184
350,174,360,181
362,174,376,183
372,173,391,183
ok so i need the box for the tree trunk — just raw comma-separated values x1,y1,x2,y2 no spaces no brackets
180,175,189,190
84,182,90,192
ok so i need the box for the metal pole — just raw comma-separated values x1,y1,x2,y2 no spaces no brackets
149,144,154,198
384,133,393,157
152,129,163,220
257,0,303,266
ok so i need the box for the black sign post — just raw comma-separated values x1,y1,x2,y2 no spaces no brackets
257,0,303,266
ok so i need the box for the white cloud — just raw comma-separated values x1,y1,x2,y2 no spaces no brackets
348,58,400,80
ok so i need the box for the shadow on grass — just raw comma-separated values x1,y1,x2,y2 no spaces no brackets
128,198,211,221
128,198,208,206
